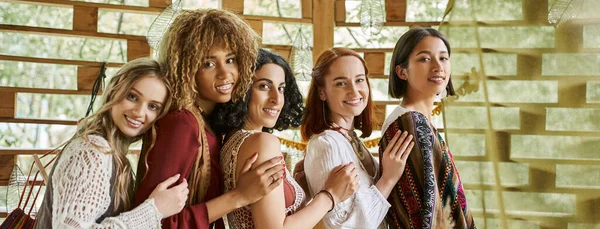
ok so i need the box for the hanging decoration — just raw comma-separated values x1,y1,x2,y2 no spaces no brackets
147,0,183,50
358,0,386,36
290,28,313,81
548,0,584,27
278,136,382,151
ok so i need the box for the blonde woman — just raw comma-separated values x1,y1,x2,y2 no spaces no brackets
34,58,188,228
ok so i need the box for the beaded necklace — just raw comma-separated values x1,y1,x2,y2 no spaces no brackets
329,122,378,180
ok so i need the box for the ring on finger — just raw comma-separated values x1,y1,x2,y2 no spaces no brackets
272,174,280,183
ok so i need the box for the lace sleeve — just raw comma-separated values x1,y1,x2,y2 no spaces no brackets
50,136,162,229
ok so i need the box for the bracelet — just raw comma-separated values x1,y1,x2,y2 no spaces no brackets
317,190,335,212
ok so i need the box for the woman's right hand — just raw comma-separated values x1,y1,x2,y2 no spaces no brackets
381,131,414,183
323,162,359,203
149,174,189,218
235,153,285,205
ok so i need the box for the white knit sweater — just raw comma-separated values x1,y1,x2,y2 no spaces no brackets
304,130,390,229
43,135,162,229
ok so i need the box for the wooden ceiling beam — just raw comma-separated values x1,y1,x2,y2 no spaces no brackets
0,55,123,68
11,0,164,13
243,15,312,24
336,21,438,27
0,118,78,125
0,25,145,41
0,149,59,156
0,87,92,95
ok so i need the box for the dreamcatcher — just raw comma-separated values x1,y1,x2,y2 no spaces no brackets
290,28,313,81
358,0,386,36
147,0,183,50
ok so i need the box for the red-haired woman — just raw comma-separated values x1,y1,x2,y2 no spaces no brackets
301,48,414,229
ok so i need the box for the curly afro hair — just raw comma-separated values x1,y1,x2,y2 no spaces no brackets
211,49,304,135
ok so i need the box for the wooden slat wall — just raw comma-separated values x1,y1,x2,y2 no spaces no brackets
438,0,600,229
3,1,598,228
332,1,600,228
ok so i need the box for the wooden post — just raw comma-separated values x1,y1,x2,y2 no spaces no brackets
312,0,334,62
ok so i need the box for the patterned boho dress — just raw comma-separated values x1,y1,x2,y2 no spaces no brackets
220,129,306,229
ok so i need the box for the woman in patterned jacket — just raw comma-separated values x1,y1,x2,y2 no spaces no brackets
380,27,476,229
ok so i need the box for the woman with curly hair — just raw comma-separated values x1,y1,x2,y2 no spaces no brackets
212,49,359,229
34,58,188,228
133,9,285,229
302,48,415,229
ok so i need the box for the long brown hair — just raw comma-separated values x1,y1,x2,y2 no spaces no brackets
156,8,259,204
301,48,374,142
75,57,171,212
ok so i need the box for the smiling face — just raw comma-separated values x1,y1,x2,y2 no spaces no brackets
245,63,286,130
398,36,451,98
195,42,239,105
320,56,369,125
110,74,167,138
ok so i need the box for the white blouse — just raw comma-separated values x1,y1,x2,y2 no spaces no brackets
45,135,162,229
304,130,390,229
